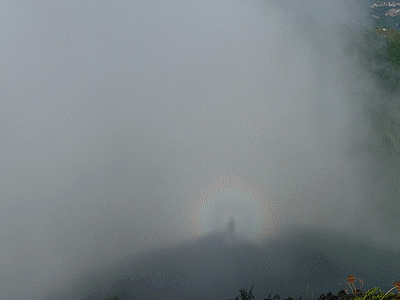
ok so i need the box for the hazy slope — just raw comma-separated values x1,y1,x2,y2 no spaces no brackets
44,224,400,300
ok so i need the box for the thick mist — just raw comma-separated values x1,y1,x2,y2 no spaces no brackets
1,1,399,299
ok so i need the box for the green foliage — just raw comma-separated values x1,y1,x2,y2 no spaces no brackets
371,28,400,92
345,26,400,181
263,293,294,300
336,287,398,300
226,280,400,300
345,26,400,93
375,28,400,69
317,291,339,300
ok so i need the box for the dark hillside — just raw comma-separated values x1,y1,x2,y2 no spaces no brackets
46,224,400,300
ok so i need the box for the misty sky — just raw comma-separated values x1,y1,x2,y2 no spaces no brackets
1,1,399,299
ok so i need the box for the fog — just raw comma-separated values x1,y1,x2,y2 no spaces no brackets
1,1,399,299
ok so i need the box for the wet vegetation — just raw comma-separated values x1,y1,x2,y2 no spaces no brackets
225,275,400,300
104,275,400,300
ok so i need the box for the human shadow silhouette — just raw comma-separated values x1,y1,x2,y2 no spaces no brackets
225,217,237,247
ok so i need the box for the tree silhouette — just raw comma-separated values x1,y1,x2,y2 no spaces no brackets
227,285,255,300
